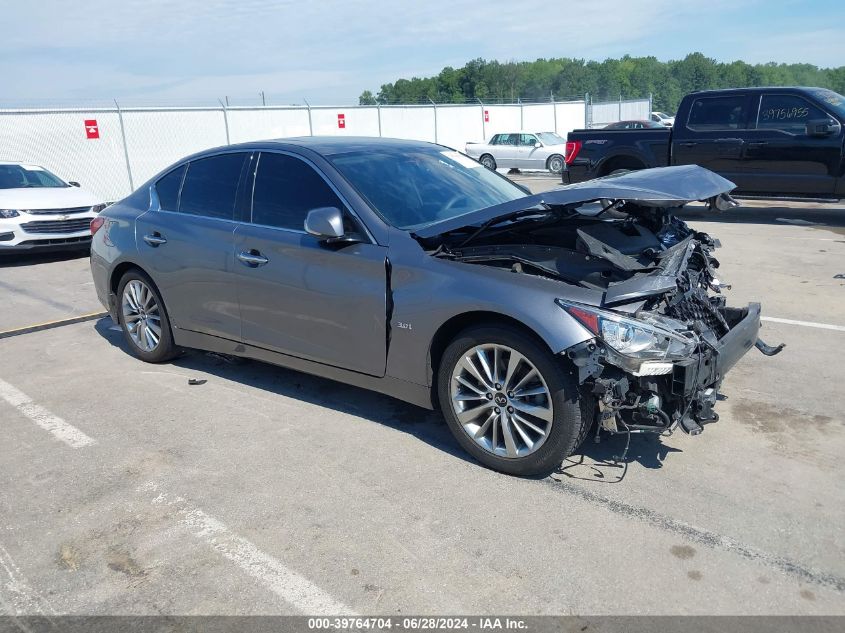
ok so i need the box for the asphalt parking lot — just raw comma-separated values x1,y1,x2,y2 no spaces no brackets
1,177,844,616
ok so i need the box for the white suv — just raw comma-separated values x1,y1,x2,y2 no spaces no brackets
0,162,105,253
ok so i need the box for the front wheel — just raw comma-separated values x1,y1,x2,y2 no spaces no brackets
547,154,564,174
437,325,592,477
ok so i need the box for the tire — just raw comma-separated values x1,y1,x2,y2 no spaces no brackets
479,154,497,171
437,324,592,477
547,154,565,174
116,269,178,363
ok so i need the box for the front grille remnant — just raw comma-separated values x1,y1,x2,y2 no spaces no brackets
666,289,729,337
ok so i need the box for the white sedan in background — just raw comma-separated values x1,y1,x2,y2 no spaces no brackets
465,131,568,174
0,162,105,253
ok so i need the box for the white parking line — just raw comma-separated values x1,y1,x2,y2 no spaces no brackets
0,378,95,448
762,316,845,332
144,483,355,615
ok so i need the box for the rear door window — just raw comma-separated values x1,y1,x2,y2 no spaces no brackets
178,153,247,220
251,152,346,231
519,134,538,145
687,96,749,130
757,94,827,134
155,165,186,211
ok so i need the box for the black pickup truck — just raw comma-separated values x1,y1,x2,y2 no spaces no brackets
564,87,845,200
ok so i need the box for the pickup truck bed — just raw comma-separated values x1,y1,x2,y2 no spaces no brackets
564,87,845,200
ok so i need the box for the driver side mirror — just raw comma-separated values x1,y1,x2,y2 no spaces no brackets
806,118,841,137
68,181,81,187
534,142,542,148
304,206,345,240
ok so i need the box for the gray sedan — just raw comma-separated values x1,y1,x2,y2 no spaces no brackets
90,138,779,476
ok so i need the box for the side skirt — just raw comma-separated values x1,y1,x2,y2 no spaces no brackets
173,328,435,410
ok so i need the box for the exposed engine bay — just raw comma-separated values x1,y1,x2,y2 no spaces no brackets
415,166,784,443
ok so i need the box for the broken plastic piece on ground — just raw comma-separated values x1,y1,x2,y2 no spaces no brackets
755,338,786,356
188,378,207,386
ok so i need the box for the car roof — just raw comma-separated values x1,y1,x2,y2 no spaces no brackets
688,86,827,96
196,136,448,158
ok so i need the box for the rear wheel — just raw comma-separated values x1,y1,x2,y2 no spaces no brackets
479,154,497,171
117,269,177,363
438,325,591,477
547,154,564,174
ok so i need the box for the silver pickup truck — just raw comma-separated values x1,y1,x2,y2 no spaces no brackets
465,131,567,174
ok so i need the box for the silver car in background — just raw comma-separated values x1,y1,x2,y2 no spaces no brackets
90,138,780,477
465,132,567,174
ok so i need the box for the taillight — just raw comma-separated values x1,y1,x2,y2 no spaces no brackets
564,140,582,165
90,217,105,236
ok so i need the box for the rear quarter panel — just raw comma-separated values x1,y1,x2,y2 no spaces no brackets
89,195,147,315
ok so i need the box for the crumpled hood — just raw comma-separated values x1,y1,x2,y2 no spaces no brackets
413,165,735,239
0,186,102,210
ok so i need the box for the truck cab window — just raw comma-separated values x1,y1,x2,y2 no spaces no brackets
687,96,748,131
757,95,827,134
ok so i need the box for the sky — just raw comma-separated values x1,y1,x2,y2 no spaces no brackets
2,0,844,106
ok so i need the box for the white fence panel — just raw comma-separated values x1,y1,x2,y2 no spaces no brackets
0,110,130,201
380,106,436,142
482,105,522,140
588,98,651,128
122,109,228,187
3,97,648,199
436,105,484,150
621,99,651,121
555,102,587,136
228,108,311,143
521,104,556,133
310,107,381,136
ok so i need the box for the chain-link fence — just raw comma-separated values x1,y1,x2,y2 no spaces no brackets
0,96,649,201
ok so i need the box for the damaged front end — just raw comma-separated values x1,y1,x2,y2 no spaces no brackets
417,165,784,440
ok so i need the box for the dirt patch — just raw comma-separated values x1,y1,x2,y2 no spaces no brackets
670,545,696,560
58,544,81,571
107,550,146,577
687,570,703,581
800,589,816,601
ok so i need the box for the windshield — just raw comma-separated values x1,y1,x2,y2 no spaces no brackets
808,89,845,119
537,132,565,145
329,147,527,230
0,164,67,189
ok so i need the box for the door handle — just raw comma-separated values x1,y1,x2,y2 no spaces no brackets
746,141,768,148
679,142,697,147
237,250,269,267
143,232,167,246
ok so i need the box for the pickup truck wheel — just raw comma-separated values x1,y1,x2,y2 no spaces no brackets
479,154,497,170
547,154,564,174
438,325,590,477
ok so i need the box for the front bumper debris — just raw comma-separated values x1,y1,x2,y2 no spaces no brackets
566,302,784,439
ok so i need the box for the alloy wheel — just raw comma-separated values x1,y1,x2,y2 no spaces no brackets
449,344,553,458
121,280,162,352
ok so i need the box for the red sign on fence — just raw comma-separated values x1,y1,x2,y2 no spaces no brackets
484,110,489,122
337,113,346,129
84,119,99,139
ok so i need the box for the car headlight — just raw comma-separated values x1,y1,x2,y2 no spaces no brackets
0,209,21,219
557,299,697,367
91,204,107,214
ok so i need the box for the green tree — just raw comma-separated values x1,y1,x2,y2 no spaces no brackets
358,90,377,105
362,54,845,113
